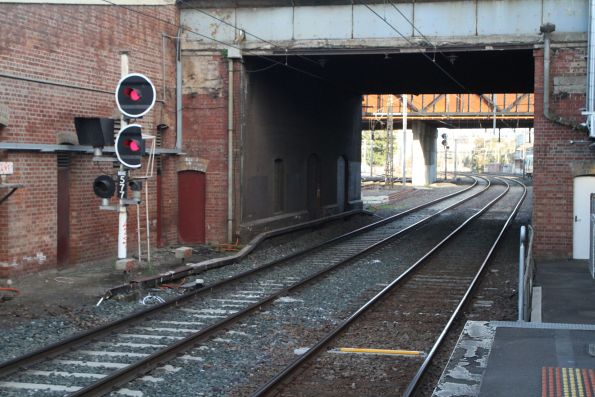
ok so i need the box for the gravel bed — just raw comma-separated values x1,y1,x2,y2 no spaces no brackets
265,181,524,396
0,214,384,362
107,181,501,396
0,181,478,397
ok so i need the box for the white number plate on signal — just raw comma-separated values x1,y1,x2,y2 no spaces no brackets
0,162,13,175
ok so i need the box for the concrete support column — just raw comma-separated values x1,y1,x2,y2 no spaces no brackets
411,121,437,186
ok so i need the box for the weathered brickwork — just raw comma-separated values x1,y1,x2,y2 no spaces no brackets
181,53,241,244
0,4,180,276
533,46,593,259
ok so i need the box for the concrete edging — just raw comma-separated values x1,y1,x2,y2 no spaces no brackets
103,209,373,298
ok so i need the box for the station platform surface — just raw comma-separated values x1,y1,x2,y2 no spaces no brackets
434,259,595,397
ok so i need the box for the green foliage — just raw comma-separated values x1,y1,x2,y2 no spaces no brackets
362,130,397,167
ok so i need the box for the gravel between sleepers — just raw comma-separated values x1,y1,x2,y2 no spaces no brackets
0,181,477,395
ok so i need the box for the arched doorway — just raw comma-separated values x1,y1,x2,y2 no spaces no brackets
178,170,206,244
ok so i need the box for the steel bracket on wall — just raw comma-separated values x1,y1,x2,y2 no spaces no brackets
0,184,23,205
0,142,181,155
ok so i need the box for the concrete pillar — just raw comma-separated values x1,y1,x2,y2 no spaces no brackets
411,121,437,186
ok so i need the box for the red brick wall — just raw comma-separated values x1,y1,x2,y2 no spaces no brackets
533,46,591,259
0,4,179,276
182,54,241,244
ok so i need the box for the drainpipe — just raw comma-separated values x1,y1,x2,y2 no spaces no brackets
176,27,183,150
227,57,234,243
585,0,595,137
540,23,585,130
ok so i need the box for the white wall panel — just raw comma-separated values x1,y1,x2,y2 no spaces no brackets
294,5,352,40
478,0,541,35
415,1,476,37
353,3,414,39
543,0,588,33
237,7,294,41
182,9,236,43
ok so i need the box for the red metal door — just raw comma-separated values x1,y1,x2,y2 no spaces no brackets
178,170,206,244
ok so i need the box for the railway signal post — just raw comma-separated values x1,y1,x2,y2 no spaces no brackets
441,133,449,181
115,74,154,267
87,73,156,269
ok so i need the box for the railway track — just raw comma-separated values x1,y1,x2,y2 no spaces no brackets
0,176,510,397
249,177,526,397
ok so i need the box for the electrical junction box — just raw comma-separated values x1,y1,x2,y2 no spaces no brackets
0,104,9,127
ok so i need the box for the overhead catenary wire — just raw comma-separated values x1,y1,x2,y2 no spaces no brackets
358,0,469,93
177,0,323,68
387,0,451,63
99,0,357,94
363,0,517,129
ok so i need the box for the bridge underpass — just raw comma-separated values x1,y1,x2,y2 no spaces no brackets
180,0,586,257
362,93,534,185
240,49,534,218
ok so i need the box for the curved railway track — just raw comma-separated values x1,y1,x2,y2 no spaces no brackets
249,177,526,397
0,176,521,397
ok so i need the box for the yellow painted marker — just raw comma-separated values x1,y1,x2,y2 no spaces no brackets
338,347,424,356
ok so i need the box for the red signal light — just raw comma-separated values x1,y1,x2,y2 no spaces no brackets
115,73,156,118
123,87,142,102
115,124,144,169
124,139,141,152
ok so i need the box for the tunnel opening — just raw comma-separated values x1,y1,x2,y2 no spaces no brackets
240,48,534,226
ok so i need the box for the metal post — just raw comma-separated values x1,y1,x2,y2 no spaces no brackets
117,168,128,260
385,95,394,185
118,53,129,261
402,94,407,185
136,203,142,262
444,146,447,181
518,225,527,321
454,139,458,180
369,131,374,177
492,93,497,136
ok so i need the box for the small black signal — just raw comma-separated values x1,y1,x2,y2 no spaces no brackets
93,175,116,198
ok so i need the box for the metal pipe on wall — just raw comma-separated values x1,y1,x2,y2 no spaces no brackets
176,28,183,151
227,58,234,243
542,23,554,123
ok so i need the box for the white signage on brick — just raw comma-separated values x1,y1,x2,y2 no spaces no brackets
0,162,14,175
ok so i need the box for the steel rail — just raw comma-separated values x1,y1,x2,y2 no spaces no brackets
402,176,527,396
69,178,492,396
0,177,480,379
0,178,487,397
248,176,519,397
106,177,479,296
